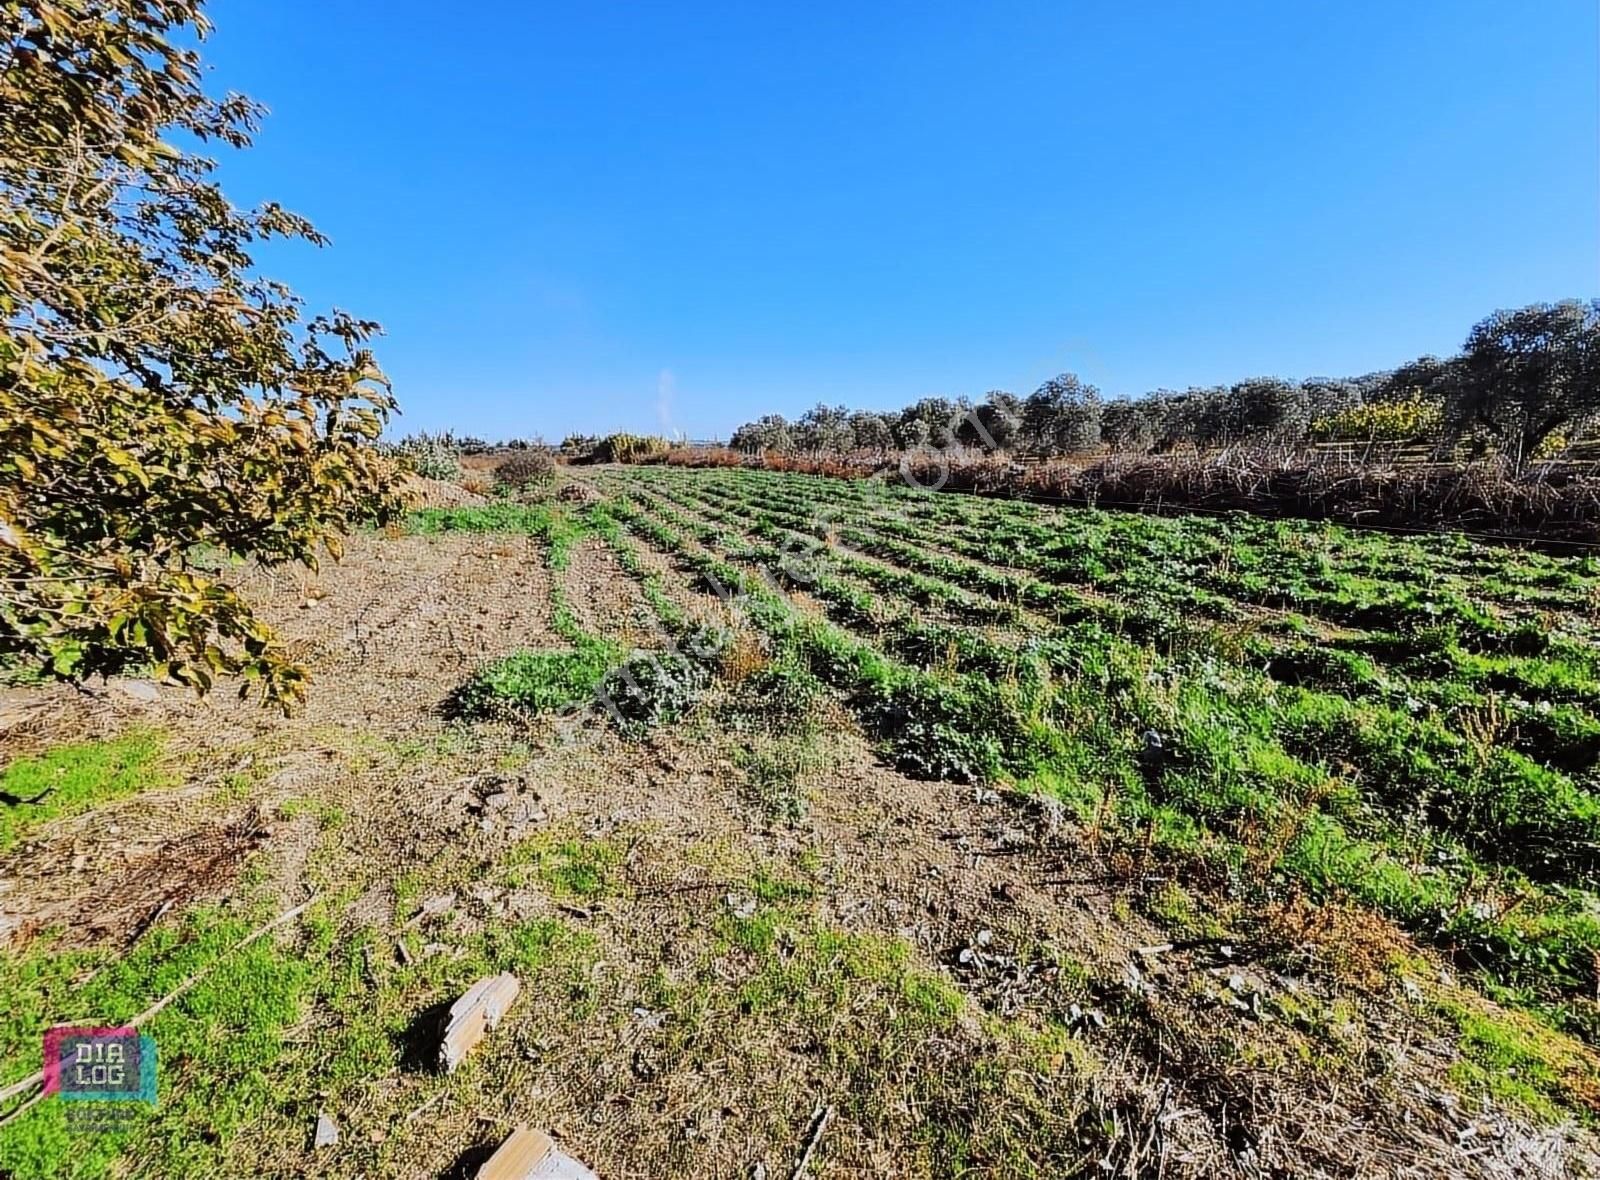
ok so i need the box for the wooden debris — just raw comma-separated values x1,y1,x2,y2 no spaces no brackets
439,973,520,1073
791,1104,834,1179
405,892,457,928
476,1126,598,1179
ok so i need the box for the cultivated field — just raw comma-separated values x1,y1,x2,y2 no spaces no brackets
4,465,1600,1178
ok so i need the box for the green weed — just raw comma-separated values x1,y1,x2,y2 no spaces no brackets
0,731,165,852
505,835,621,900
452,639,619,718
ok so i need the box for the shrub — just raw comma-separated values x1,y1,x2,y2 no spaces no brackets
0,1,405,706
393,431,463,481
1310,398,1442,443
664,446,745,468
598,433,671,464
496,449,557,492
599,650,708,731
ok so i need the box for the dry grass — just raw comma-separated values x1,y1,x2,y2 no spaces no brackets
661,444,1600,541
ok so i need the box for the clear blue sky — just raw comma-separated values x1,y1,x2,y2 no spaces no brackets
203,0,1598,441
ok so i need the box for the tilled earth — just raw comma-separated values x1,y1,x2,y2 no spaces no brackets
0,512,1596,1179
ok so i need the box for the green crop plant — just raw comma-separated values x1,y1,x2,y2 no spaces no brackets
597,464,1600,1014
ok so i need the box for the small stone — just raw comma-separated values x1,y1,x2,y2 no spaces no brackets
314,1111,338,1149
415,893,456,922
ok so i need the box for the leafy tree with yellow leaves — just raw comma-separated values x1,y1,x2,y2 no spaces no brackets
0,1,405,707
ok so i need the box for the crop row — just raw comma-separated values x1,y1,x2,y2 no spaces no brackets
644,463,1600,635
623,467,1600,774
594,469,1600,1023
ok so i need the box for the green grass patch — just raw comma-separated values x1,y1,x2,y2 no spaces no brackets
0,904,312,1179
0,889,597,1179
504,835,621,900
451,639,619,718
0,730,165,852
403,503,555,535
1439,996,1600,1122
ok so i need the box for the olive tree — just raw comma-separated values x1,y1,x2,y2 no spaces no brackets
1443,301,1600,467
0,1,406,707
893,396,967,450
1227,378,1310,440
957,391,1023,451
794,402,854,453
1101,398,1157,451
847,410,895,453
1022,374,1101,455
730,414,795,453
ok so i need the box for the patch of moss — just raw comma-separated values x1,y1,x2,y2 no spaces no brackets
1439,996,1600,1121
275,797,345,830
0,730,165,852
505,835,621,901
1144,880,1224,940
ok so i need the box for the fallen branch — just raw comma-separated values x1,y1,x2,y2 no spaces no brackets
791,1103,835,1179
0,894,318,1127
0,787,53,808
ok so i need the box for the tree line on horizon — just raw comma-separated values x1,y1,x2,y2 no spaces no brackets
728,301,1600,470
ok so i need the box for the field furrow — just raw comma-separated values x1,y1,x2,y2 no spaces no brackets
592,467,1600,1018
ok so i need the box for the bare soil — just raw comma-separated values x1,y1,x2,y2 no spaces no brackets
1,504,1596,1178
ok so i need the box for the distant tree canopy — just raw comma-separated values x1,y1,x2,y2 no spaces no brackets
1,1,405,705
729,414,795,454
1437,301,1600,466
725,301,1600,467
1023,375,1102,455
